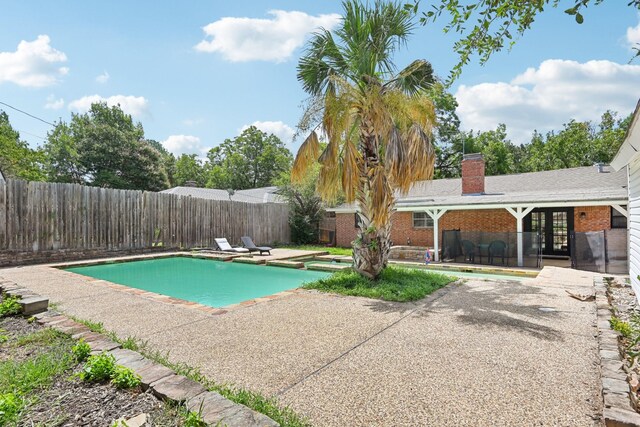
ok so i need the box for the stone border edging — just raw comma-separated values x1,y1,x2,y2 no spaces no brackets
31,310,279,427
594,276,640,426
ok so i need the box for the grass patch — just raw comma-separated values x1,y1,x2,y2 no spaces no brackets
285,244,352,256
303,266,453,302
0,334,75,424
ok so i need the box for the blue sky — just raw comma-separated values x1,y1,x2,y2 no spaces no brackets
1,1,639,156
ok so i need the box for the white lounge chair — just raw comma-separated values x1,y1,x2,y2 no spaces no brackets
214,238,250,254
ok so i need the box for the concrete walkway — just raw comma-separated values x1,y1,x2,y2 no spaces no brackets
0,264,602,426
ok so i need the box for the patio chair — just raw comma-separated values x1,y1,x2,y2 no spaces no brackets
241,236,272,255
461,240,476,263
214,238,250,254
488,240,507,265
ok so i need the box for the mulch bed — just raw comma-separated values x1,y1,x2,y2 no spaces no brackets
1,313,185,426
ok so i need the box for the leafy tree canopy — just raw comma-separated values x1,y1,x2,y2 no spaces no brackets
174,154,206,187
0,111,45,181
408,0,640,82
206,126,292,190
43,102,169,191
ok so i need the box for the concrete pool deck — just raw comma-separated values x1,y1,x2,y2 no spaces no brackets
0,263,602,426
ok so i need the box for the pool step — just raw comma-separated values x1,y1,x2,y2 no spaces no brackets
266,260,304,269
232,257,265,265
306,263,350,272
313,254,353,262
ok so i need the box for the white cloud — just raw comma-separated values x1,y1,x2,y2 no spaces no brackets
455,59,640,144
44,94,64,110
242,120,295,144
194,10,341,62
161,135,208,156
95,71,110,84
0,35,68,87
68,94,149,117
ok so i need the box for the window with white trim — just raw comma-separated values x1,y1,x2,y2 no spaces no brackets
412,212,434,228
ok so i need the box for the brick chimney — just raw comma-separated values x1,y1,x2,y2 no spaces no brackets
461,153,485,195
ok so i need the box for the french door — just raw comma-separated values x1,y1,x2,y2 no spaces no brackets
524,208,574,257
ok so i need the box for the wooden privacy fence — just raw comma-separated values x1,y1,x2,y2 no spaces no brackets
0,180,290,256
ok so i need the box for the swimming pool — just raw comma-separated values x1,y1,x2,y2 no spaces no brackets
65,257,331,308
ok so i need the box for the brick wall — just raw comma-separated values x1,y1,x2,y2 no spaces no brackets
574,206,611,232
335,206,613,248
335,209,515,247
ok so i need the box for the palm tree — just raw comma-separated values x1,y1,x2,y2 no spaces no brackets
292,0,437,279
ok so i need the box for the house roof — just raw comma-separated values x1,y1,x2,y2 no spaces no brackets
611,99,640,170
330,165,628,211
160,186,284,204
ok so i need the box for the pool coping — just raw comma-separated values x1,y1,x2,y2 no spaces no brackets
54,251,325,316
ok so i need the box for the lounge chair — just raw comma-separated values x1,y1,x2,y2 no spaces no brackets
214,238,250,254
241,236,272,255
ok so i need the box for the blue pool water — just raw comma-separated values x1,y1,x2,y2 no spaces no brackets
65,257,331,308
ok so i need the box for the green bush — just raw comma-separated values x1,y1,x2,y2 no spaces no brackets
111,365,141,389
72,339,91,363
610,316,633,338
0,296,21,318
0,392,22,425
79,353,116,383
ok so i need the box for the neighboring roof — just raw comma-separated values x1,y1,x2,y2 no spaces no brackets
330,165,628,211
612,99,640,171
160,186,284,204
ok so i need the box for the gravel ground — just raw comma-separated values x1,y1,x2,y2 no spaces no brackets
1,264,603,426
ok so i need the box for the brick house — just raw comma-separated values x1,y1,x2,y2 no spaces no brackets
330,154,628,267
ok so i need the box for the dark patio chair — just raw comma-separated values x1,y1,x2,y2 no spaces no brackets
241,236,272,255
461,240,476,263
488,240,507,265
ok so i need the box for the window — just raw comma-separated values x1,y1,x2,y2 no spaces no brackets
412,212,434,228
611,206,628,229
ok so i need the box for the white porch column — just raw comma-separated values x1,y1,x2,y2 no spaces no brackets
611,204,629,218
506,206,535,267
425,208,447,262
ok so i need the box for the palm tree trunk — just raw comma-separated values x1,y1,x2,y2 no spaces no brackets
352,118,394,280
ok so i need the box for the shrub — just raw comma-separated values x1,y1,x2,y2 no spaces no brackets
610,316,633,338
72,339,91,363
111,365,141,389
0,296,21,318
79,353,115,383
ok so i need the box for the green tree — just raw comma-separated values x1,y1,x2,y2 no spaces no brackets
174,154,205,187
206,126,292,190
293,1,437,279
410,0,640,82
0,111,45,181
147,139,177,187
43,102,169,191
429,83,466,178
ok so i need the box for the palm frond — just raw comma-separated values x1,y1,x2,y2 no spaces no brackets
384,59,436,95
317,162,342,203
405,124,435,182
341,138,361,203
291,131,320,184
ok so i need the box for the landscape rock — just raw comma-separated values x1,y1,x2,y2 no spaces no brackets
150,374,206,402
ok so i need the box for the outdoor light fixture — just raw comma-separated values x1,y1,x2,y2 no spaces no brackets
580,211,587,219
